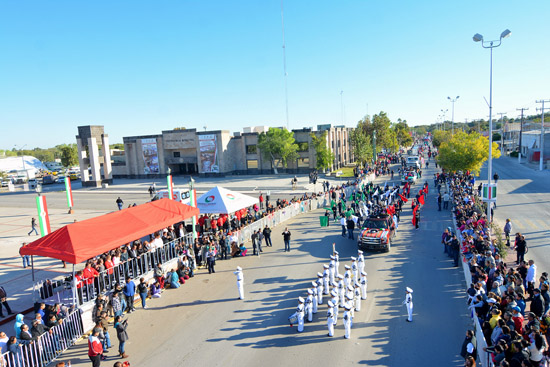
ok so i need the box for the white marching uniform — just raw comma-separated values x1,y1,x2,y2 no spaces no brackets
306,291,314,322
322,267,330,295
358,251,365,274
346,293,355,323
343,306,352,339
329,258,336,284
360,272,368,300
331,291,339,325
311,284,319,314
327,300,335,337
234,267,244,300
338,278,345,307
296,299,305,332
403,288,413,322
344,268,352,288
316,274,324,304
334,253,340,276
351,259,358,283
354,285,362,311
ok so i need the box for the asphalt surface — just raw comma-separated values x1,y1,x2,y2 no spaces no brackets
56,161,471,367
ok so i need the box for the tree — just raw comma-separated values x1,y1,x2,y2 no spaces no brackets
393,120,413,147
257,128,299,173
59,145,78,167
432,130,451,148
349,127,373,167
436,131,501,175
357,111,395,154
310,131,335,171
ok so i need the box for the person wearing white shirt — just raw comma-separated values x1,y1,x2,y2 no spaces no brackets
527,260,537,291
340,216,346,237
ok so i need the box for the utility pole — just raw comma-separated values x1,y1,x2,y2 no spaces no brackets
536,100,549,170
280,0,290,129
517,108,528,163
340,91,344,125
497,112,506,154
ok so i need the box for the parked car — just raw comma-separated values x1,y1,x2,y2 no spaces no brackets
42,175,58,185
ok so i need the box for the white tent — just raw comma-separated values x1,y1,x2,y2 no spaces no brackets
196,186,259,214
0,156,47,174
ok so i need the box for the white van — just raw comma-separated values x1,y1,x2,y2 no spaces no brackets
153,189,191,205
406,156,420,168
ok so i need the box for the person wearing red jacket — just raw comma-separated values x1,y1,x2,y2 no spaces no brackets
88,328,104,367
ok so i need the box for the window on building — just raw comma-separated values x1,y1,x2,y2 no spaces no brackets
247,160,258,169
246,145,257,154
338,141,341,148
297,157,309,167
296,142,309,152
173,151,181,158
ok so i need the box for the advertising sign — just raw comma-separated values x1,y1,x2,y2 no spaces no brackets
141,138,159,174
199,135,219,173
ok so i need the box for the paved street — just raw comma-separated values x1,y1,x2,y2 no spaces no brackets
480,156,550,274
46,164,471,367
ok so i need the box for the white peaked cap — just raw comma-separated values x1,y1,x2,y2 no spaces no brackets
327,300,334,308
358,250,363,254
345,265,351,269
334,251,339,254
312,281,318,287
330,255,336,260
317,272,323,277
298,296,304,303
323,264,329,268
406,287,413,293
337,274,344,279
236,266,242,271
307,289,313,295
347,285,353,291
331,289,338,296
361,271,367,276
351,257,357,261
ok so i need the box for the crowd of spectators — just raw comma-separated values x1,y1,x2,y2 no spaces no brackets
442,171,549,367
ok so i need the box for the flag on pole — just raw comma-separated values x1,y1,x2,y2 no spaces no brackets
64,176,74,209
167,175,174,200
36,195,51,237
399,193,408,203
189,185,198,240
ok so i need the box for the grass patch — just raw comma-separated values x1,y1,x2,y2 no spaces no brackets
338,166,355,177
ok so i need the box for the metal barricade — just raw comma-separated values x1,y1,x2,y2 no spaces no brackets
2,309,83,367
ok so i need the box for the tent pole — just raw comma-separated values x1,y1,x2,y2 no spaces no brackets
31,255,35,282
72,264,76,306
31,255,36,304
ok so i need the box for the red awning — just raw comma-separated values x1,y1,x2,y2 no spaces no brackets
20,198,199,264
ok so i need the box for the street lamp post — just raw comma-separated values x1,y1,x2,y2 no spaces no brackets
447,96,460,135
473,29,511,221
441,109,448,131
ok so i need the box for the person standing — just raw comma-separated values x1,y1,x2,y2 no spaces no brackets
346,217,355,240
282,228,291,252
0,286,13,317
28,218,38,236
343,304,352,339
443,192,450,210
262,226,272,247
19,243,31,269
316,272,324,304
403,287,413,322
331,289,339,325
329,256,336,284
354,283,362,312
326,300,335,337
514,234,527,265
88,328,104,367
259,193,264,210
311,282,319,314
234,267,244,300
322,265,330,296
206,246,216,274
251,230,259,256
337,275,345,307
122,277,136,314
360,271,368,300
296,297,305,333
114,316,129,358
460,330,477,360
357,250,365,275
437,193,442,211
306,289,314,322
351,257,358,282
504,219,512,247
115,197,124,211
340,215,346,237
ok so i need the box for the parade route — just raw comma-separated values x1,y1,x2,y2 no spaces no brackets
47,165,472,367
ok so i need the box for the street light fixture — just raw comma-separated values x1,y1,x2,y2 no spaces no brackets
447,96,460,135
473,28,511,221
441,109,448,131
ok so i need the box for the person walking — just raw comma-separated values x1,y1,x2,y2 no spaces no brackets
19,243,31,269
0,286,14,317
115,197,124,211
234,267,244,300
403,287,413,322
88,328,104,367
282,228,291,252
28,218,38,236
296,297,305,333
326,300,335,337
137,278,148,309
114,316,129,358
343,304,352,339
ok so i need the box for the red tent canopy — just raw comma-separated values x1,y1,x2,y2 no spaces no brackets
20,198,199,264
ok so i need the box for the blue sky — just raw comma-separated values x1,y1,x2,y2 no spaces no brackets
1,1,549,148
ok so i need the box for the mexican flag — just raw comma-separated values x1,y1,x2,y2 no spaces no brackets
64,176,74,208
36,195,51,237
167,175,174,199
189,187,198,239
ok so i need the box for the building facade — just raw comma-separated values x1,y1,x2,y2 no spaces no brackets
100,124,354,178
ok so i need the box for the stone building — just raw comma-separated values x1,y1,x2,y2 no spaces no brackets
75,126,113,187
